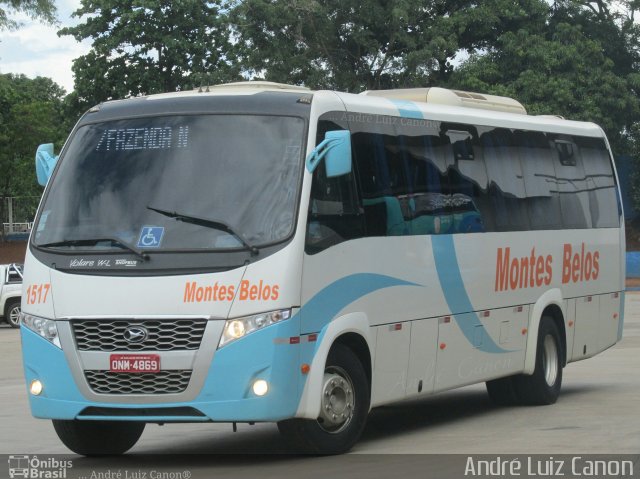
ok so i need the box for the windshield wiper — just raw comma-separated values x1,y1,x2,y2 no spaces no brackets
38,237,149,261
147,206,259,256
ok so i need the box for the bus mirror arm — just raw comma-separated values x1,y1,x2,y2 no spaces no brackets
305,130,352,178
35,143,59,186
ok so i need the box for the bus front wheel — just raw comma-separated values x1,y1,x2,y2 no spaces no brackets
277,343,370,454
52,420,145,455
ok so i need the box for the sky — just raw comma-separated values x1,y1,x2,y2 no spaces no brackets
0,0,90,94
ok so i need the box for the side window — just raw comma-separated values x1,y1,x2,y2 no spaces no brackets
442,124,488,234
556,140,577,166
305,114,364,254
517,131,563,230
481,127,529,231
550,135,591,229
351,114,487,237
351,115,408,236
576,136,620,228
397,125,451,235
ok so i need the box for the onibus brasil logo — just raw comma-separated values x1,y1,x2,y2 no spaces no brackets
8,455,72,479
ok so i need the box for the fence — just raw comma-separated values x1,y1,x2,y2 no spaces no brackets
1,196,40,241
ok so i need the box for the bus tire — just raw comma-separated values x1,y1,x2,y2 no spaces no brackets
513,317,563,405
485,376,519,406
277,343,369,454
4,299,21,328
52,420,145,456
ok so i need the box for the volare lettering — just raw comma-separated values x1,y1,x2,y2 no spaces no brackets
70,258,95,267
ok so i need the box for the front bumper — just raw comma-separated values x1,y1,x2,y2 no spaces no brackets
21,315,314,422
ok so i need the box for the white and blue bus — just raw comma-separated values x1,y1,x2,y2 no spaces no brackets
21,83,624,455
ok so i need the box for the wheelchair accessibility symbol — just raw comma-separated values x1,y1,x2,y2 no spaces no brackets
137,226,164,248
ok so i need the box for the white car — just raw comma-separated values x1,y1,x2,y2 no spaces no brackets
0,263,23,328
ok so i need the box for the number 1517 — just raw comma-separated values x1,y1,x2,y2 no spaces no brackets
26,283,50,304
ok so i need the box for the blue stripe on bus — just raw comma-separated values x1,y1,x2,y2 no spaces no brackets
387,99,511,354
388,99,424,119
300,273,420,333
432,235,511,353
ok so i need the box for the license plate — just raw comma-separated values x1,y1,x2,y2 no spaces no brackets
109,354,160,373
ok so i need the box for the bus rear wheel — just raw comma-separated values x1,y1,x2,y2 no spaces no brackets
513,316,563,405
277,343,369,454
52,420,145,456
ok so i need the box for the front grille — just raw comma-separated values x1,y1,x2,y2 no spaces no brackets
85,370,192,394
72,319,207,351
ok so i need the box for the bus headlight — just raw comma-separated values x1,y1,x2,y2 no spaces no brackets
219,309,292,348
21,313,61,349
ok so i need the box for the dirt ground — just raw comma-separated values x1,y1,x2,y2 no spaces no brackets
0,241,27,264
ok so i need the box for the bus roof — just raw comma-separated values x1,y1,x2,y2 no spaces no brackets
329,90,604,139
89,82,605,139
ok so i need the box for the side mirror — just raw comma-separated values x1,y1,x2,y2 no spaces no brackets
306,130,352,178
35,143,58,186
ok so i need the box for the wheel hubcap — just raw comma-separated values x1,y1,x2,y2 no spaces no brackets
8,305,21,326
543,334,558,387
317,367,355,433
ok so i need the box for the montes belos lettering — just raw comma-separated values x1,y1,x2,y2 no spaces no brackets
495,243,600,292
495,247,552,292
183,279,280,303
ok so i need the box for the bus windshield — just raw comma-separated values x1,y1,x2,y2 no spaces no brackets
33,115,305,253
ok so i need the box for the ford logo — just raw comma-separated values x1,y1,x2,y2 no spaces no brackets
123,326,148,343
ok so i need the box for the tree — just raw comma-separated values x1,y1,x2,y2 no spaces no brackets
450,22,639,153
0,0,57,30
450,2,640,210
231,0,550,92
60,0,240,113
0,74,66,236
550,1,640,78
551,1,640,211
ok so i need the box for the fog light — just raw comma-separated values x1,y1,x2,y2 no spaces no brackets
252,379,269,396
30,379,43,396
